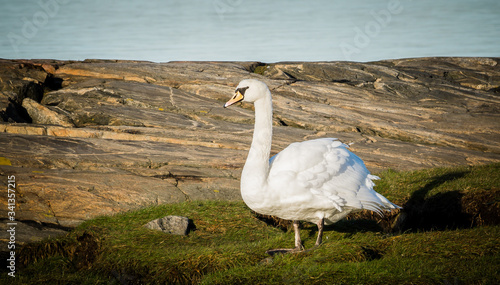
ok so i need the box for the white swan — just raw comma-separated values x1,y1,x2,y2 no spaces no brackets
224,79,400,253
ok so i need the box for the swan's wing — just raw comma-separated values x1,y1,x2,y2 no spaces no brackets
268,138,398,215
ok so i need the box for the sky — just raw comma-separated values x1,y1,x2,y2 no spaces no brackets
1,0,499,62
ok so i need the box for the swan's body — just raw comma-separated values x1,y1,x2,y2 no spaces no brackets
224,79,400,252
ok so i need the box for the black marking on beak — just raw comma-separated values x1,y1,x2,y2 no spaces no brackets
235,86,249,95
224,86,249,108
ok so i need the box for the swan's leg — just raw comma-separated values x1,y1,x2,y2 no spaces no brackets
265,220,304,255
293,220,303,250
314,218,324,246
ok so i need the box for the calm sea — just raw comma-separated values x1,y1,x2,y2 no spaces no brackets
1,0,499,62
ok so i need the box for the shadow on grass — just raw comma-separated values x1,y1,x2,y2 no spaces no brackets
396,170,472,232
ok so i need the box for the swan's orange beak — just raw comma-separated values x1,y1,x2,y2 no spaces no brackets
224,91,244,108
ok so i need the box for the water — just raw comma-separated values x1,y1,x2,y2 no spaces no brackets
1,0,499,62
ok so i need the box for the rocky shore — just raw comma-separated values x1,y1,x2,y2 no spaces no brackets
1,57,499,243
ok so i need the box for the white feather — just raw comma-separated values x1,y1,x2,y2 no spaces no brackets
229,79,400,230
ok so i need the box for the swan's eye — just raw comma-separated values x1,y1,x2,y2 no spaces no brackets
235,86,249,95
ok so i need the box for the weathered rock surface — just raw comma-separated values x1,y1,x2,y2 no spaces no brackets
144,216,192,236
0,57,499,244
22,98,74,127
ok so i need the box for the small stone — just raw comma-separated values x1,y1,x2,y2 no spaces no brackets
144,216,191,235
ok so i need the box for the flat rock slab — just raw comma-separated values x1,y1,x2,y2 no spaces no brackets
0,57,499,245
144,216,192,236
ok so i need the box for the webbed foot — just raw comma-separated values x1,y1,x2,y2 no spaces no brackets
265,246,304,256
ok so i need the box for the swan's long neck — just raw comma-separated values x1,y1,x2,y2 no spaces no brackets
241,90,273,193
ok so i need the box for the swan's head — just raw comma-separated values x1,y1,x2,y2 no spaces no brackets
224,79,270,108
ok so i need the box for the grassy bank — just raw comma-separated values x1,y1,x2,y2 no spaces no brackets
4,163,500,284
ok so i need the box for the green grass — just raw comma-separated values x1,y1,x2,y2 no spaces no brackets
3,163,499,284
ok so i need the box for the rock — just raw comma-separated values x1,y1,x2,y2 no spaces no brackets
22,98,74,127
144,216,192,235
0,57,499,245
0,220,68,244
